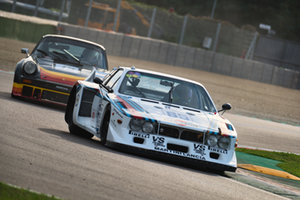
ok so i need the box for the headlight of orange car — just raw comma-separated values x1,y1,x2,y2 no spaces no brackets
23,61,37,75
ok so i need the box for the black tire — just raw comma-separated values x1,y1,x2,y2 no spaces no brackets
65,86,94,139
100,108,111,145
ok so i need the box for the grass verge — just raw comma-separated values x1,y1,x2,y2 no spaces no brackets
0,182,61,200
236,148,300,178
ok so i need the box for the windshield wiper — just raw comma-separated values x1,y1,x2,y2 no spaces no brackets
63,49,80,64
53,57,83,66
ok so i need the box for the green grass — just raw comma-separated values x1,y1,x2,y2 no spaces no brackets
0,182,61,200
236,148,300,178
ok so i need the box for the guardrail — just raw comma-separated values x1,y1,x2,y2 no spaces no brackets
59,23,300,89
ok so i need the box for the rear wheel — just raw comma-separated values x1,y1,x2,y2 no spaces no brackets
100,108,111,145
65,86,94,139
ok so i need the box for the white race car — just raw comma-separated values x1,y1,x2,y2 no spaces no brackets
65,67,237,172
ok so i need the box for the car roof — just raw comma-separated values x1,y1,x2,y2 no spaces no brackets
42,34,106,51
118,66,205,88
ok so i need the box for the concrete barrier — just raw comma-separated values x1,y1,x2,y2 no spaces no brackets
211,53,233,75
193,49,205,70
271,67,300,88
96,30,108,49
77,26,91,40
221,55,234,75
284,69,299,88
120,35,133,57
58,23,300,90
157,41,169,64
175,45,188,67
241,60,254,79
166,43,178,66
110,32,124,56
61,23,79,38
138,38,151,60
202,51,214,71
262,64,274,84
249,61,264,82
231,57,244,78
148,40,161,62
183,46,195,69
104,32,119,55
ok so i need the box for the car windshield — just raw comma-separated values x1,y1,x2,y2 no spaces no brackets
119,71,216,112
32,37,107,70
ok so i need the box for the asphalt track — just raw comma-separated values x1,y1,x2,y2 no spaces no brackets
0,71,296,200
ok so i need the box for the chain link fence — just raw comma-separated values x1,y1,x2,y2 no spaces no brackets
0,0,257,58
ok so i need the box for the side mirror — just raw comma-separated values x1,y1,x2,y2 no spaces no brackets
218,103,231,113
21,48,29,57
93,77,103,85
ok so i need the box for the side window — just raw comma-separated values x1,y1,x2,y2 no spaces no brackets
105,69,124,89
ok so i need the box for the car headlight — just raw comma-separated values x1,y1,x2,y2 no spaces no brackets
23,61,37,75
207,135,218,147
129,119,155,133
142,122,154,133
218,137,230,149
129,118,143,132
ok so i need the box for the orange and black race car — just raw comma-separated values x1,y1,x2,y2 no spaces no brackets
11,34,109,106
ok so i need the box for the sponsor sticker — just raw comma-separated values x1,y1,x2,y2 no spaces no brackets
193,144,206,156
129,131,150,139
126,71,141,78
154,146,206,160
208,146,228,154
152,136,165,147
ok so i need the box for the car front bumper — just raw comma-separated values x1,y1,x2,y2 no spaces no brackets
106,119,237,172
12,77,73,105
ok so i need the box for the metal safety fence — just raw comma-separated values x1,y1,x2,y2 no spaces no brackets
1,0,257,58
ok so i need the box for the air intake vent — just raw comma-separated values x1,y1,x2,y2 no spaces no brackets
167,143,188,153
181,130,204,143
159,124,179,138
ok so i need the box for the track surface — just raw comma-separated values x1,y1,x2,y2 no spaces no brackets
0,70,295,200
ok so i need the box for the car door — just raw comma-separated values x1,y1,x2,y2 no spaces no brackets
92,69,124,133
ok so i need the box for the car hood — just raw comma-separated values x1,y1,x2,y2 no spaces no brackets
37,58,98,85
111,95,236,137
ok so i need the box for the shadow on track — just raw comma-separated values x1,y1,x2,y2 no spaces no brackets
0,91,65,112
39,127,224,177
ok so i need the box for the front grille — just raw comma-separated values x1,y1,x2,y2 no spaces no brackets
42,90,68,103
33,89,41,98
79,88,96,117
159,124,179,138
22,86,33,97
181,130,204,143
158,124,204,143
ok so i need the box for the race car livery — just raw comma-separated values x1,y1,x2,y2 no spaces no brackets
11,34,108,105
65,67,237,171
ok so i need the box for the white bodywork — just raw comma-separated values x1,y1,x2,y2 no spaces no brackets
70,67,238,171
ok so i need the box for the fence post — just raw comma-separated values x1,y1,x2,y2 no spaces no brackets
179,15,188,45
58,0,66,22
11,0,17,12
84,0,93,27
147,7,157,38
210,0,218,19
245,32,258,60
113,0,122,32
212,22,221,52
34,0,40,16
